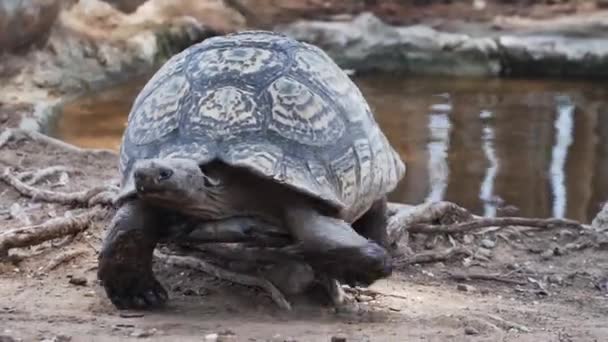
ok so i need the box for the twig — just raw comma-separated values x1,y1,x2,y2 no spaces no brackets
481,313,530,333
0,207,107,257
397,246,472,265
18,166,82,185
42,249,87,272
1,167,115,206
387,201,474,245
154,250,291,310
448,271,527,286
408,217,585,235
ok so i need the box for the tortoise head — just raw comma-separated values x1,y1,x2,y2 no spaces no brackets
132,158,227,217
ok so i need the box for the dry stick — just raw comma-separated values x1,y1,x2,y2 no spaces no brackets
408,217,585,235
448,271,527,286
154,251,292,311
1,168,114,206
481,313,530,333
0,208,106,257
19,166,82,185
397,246,472,265
42,249,87,272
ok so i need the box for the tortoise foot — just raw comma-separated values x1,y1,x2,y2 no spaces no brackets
319,242,392,287
100,270,168,310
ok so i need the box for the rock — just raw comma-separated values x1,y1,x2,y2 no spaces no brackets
592,202,608,231
331,335,347,342
278,12,608,78
101,0,146,13
457,284,476,292
464,326,479,335
130,329,156,338
68,276,87,286
480,238,496,249
0,0,61,53
0,332,19,342
204,333,218,342
356,294,374,302
476,247,493,259
548,274,564,285
540,249,554,260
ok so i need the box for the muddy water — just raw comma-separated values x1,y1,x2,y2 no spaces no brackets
54,74,608,222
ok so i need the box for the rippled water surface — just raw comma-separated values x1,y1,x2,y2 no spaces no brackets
53,74,608,222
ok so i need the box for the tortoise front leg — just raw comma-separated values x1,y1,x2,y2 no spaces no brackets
97,200,168,309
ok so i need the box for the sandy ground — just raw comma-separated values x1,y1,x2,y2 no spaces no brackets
0,132,607,342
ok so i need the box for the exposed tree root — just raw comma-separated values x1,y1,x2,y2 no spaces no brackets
154,250,292,311
0,207,107,257
448,271,527,286
408,217,586,235
0,128,115,155
397,246,472,265
1,167,116,206
18,166,82,186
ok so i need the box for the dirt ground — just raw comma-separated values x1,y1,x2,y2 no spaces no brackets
1,131,607,342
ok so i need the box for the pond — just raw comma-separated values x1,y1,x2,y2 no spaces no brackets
51,74,608,223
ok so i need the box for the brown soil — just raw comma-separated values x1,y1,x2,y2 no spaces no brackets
1,134,607,342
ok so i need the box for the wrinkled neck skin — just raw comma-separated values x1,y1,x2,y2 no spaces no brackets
132,158,287,223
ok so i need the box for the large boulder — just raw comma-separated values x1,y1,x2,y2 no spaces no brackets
0,0,61,53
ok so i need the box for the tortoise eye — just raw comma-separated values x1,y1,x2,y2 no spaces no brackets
158,169,173,181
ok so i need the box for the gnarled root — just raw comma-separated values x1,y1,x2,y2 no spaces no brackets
1,167,117,206
154,250,292,310
0,128,115,155
0,207,107,257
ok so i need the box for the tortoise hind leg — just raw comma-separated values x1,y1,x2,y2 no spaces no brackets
97,200,168,309
283,205,392,287
352,197,390,249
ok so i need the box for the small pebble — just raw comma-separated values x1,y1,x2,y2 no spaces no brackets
356,295,373,302
464,327,479,335
456,284,476,292
540,249,554,260
480,238,496,249
204,333,219,342
130,329,156,338
548,274,564,285
68,277,87,286
331,335,347,342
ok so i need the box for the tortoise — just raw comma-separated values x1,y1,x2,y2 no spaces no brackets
97,30,406,309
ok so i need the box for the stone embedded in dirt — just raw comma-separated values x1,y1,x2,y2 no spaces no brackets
356,294,374,302
464,326,479,335
130,328,156,338
476,247,493,259
457,284,476,292
68,276,87,286
331,334,347,342
547,275,564,286
0,333,20,342
480,238,496,249
540,249,554,260
204,333,219,342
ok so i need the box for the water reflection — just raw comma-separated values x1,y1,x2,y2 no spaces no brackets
479,110,498,217
549,96,575,219
54,74,608,222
